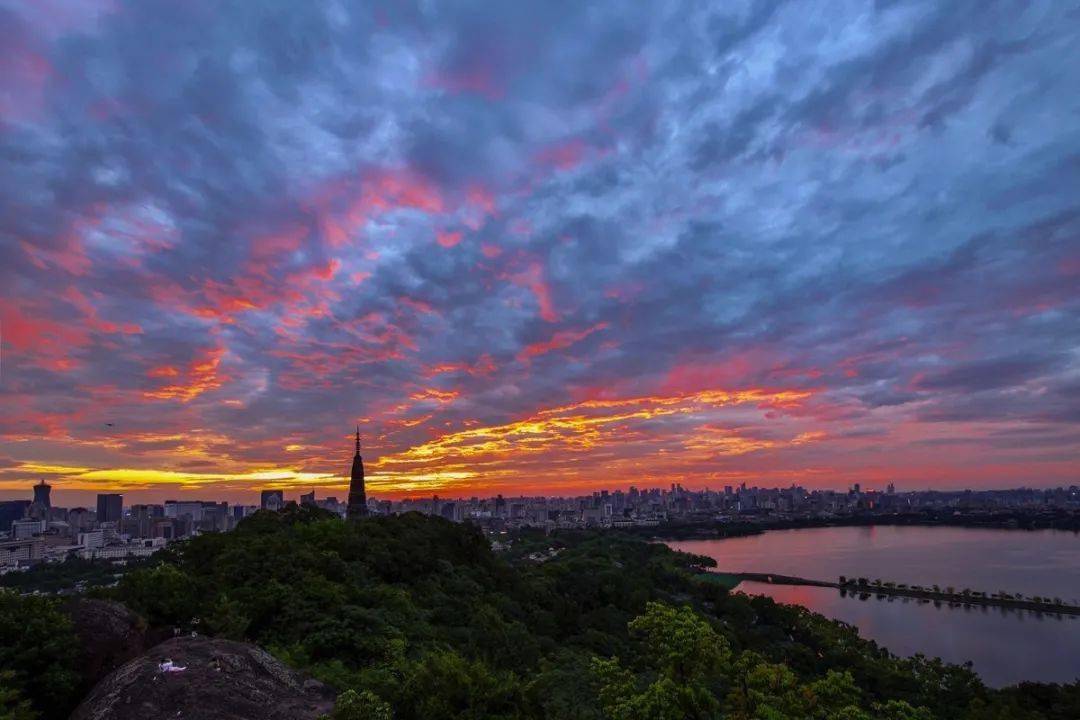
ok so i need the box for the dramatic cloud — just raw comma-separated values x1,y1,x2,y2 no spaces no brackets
1,0,1077,504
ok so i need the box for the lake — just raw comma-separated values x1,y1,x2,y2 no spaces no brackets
667,525,1080,687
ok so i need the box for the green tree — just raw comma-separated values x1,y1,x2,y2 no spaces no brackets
115,562,201,627
593,603,729,720
627,602,730,683
205,594,251,640
0,592,79,720
395,649,521,720
0,671,37,720
328,689,393,720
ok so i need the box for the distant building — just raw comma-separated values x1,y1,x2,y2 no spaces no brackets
300,491,316,507
152,519,177,540
129,504,164,538
0,500,30,533
77,530,105,550
200,503,229,532
67,507,93,532
0,537,44,567
29,480,51,520
318,497,343,516
346,427,367,520
81,537,167,560
97,494,123,524
12,519,45,539
260,490,284,511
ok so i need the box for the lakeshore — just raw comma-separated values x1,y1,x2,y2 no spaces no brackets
727,572,1080,616
643,509,1080,541
667,525,1080,686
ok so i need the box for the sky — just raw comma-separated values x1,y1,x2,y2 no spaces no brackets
1,0,1078,506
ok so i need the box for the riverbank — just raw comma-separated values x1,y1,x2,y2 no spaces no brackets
730,571,1080,616
642,510,1080,541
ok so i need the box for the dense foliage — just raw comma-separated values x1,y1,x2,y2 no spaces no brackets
4,508,1078,719
0,593,79,720
0,557,145,595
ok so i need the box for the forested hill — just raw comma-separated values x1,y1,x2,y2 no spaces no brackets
2,507,1078,720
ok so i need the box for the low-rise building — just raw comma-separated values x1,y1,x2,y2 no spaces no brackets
0,537,45,568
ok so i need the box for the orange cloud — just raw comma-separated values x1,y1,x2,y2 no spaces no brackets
409,388,460,404
424,354,496,377
372,386,814,486
143,346,226,402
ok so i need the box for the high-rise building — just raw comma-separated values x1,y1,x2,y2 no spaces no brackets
32,480,51,508
67,507,92,532
96,494,123,524
0,500,30,533
346,427,367,520
300,491,316,507
29,480,52,520
130,504,164,538
260,490,284,511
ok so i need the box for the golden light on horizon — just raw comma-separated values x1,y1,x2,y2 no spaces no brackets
0,385,823,499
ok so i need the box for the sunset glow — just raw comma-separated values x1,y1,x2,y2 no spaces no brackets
1,0,1077,506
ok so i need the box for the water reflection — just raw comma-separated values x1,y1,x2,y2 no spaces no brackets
834,584,1078,621
736,580,1080,687
667,526,1080,687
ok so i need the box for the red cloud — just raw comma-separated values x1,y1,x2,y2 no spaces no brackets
436,230,463,248
534,139,587,171
518,322,608,361
310,168,445,247
423,65,504,101
507,261,559,322
424,354,496,378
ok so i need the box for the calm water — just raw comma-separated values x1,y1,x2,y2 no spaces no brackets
668,526,1080,687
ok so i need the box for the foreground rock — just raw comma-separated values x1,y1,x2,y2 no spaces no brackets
65,599,148,691
70,636,336,720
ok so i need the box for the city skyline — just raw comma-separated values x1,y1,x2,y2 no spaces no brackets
5,469,1079,509
2,1,1078,504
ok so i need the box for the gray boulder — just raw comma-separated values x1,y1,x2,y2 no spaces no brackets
65,599,148,690
70,636,336,720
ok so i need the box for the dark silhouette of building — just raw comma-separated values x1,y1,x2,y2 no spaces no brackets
260,490,284,511
347,427,367,520
96,493,123,524
300,491,316,507
32,480,51,508
129,504,165,537
29,480,51,520
0,501,30,533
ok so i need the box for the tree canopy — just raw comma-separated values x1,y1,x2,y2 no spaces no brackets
3,510,1078,719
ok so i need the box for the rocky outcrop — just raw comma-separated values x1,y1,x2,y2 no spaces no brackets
69,636,336,720
65,599,148,690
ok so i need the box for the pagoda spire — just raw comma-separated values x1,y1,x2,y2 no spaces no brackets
347,426,367,520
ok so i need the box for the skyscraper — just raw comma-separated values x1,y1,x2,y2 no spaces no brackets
260,490,284,511
347,427,367,520
96,493,123,524
29,480,51,520
0,501,30,533
32,480,51,509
